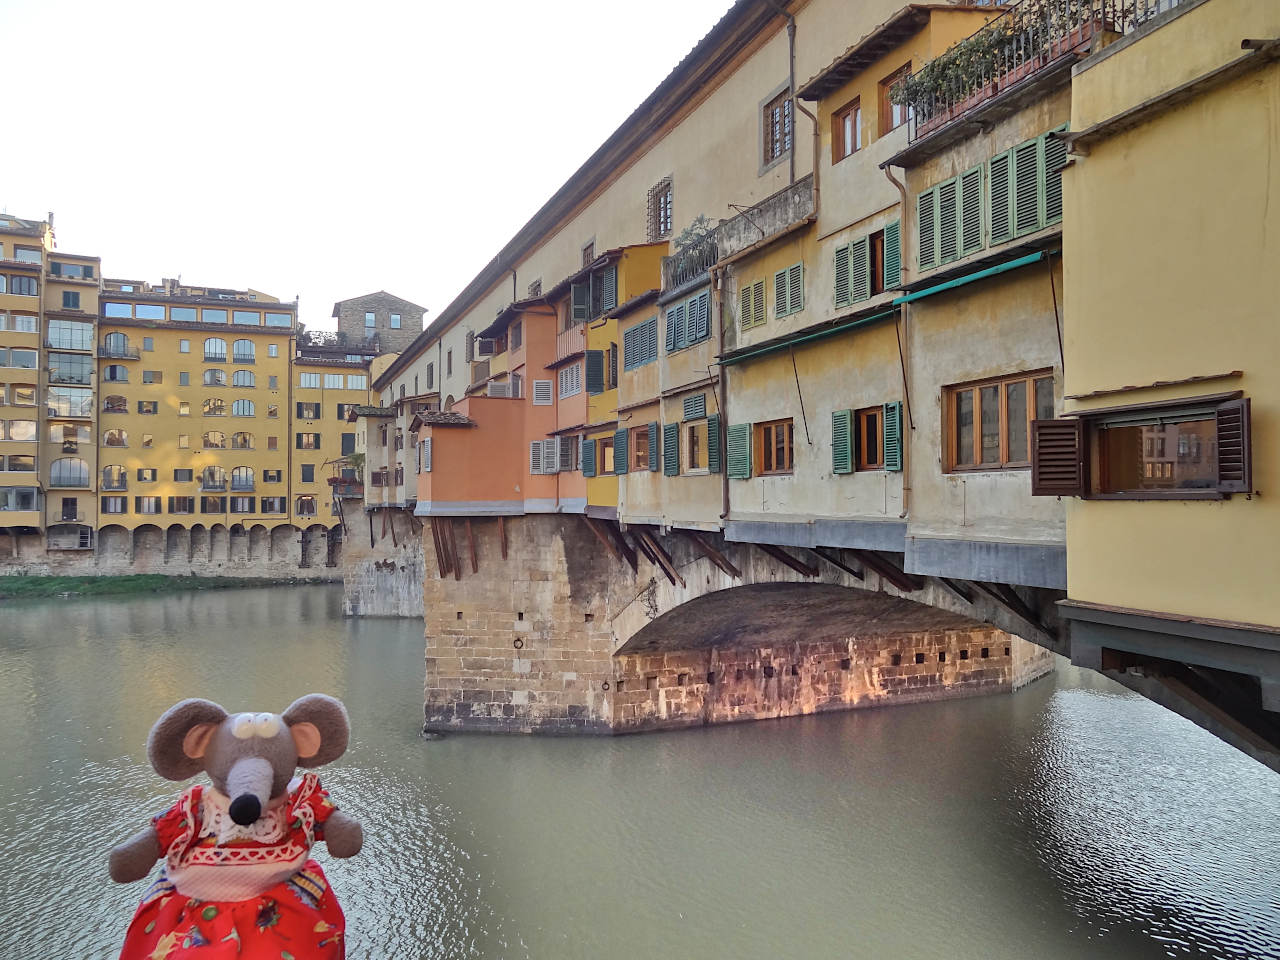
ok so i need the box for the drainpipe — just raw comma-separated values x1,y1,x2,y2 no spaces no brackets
766,0,798,186
882,165,911,287
712,266,730,521
882,164,914,521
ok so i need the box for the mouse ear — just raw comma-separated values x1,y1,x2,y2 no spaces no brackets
282,694,350,768
146,699,228,781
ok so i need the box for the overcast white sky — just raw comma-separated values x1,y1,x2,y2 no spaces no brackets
1,0,733,332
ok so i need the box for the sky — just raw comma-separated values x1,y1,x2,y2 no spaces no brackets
1,0,734,332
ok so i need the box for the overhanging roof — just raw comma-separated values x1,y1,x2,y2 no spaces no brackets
798,4,933,101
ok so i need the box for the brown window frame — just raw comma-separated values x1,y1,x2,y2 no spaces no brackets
598,436,614,475
631,425,650,472
754,418,794,476
763,90,793,166
879,63,912,135
832,98,862,163
869,229,885,296
945,370,1054,472
686,419,709,473
856,406,883,470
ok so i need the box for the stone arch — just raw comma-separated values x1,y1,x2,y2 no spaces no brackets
324,524,343,568
96,524,131,569
269,524,295,564
132,524,164,573
248,524,270,561
228,523,249,564
301,523,328,569
165,524,187,563
188,523,208,564
209,523,230,565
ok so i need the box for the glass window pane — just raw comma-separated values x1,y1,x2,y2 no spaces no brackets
979,385,1000,464
955,390,973,465
135,304,164,320
232,311,260,326
171,307,198,323
103,302,132,318
264,312,291,328
1035,376,1054,421
1006,381,1028,463
202,309,227,324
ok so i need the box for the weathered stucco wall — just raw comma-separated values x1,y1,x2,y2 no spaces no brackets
339,500,424,617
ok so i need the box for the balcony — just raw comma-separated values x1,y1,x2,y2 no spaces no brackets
555,324,586,363
901,0,1152,145
100,481,127,492
661,230,719,292
204,353,227,363
201,482,227,492
328,480,364,498
470,357,490,386
715,175,815,262
231,482,255,492
98,345,140,360
49,372,92,387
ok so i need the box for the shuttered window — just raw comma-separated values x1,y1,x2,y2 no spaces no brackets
883,400,903,472
623,316,659,370
739,280,765,329
774,263,804,318
614,428,629,475
726,423,752,479
662,423,680,476
989,125,1070,245
559,435,576,472
833,245,851,308
849,237,870,303
884,220,901,289
707,413,722,473
542,438,559,474
532,380,553,406
571,282,590,324
917,188,936,271
585,350,604,394
832,410,853,474
582,437,596,477
918,168,983,271
557,364,581,399
683,393,706,421
1030,419,1083,496
647,422,659,471
665,289,712,352
420,437,432,473
529,440,543,475
837,220,901,306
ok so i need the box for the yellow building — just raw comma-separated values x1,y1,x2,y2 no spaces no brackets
291,350,373,524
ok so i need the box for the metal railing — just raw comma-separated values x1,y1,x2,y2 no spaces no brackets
200,481,227,492
905,0,1184,142
662,232,718,291
98,345,140,359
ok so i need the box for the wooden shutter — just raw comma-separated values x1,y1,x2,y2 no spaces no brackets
532,380,553,405
665,306,678,351
849,236,871,303
917,187,937,270
989,150,1013,245
529,440,543,475
674,302,688,350
690,291,710,343
572,282,590,323
585,350,604,394
1216,397,1252,493
644,317,658,361
774,268,789,318
608,342,618,387
833,244,851,307
614,428,629,475
683,393,706,421
959,167,983,256
752,281,765,328
622,326,638,370
740,284,753,328
582,437,596,477
707,413,722,473
883,400,903,472
465,330,475,362
559,435,576,472
544,438,560,474
1031,419,1085,496
648,422,659,471
832,409,853,474
663,423,680,476
883,221,901,289
938,178,958,263
726,423,752,479
1043,127,1069,224
421,437,432,473
599,265,617,314
788,263,803,315
1013,139,1041,236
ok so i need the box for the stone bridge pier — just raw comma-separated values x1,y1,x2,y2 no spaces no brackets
421,515,1056,734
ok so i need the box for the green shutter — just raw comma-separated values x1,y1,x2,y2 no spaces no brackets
989,150,1013,245
690,290,710,343
740,284,753,328
582,437,596,477
572,282,590,323
726,423,752,479
683,393,706,421
665,306,678,352
674,302,688,349
599,265,617,314
849,236,871,303
614,428,628,474
833,244,851,307
663,422,680,476
883,221,901,289
788,263,803,314
648,422,659,471
917,187,937,270
773,267,789,318
1044,126,1069,224
585,350,604,394
832,409,853,474
622,326,638,370
959,166,983,256
751,281,765,328
938,178,958,263
883,400,903,472
1013,139,1041,236
707,413,722,473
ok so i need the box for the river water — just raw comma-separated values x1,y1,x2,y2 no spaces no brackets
0,585,1276,960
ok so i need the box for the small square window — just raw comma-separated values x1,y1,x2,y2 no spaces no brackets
143,337,154,351
832,98,862,162
880,63,913,134
754,418,794,475
268,344,279,358
179,372,190,386
179,339,190,353
763,90,793,166
178,435,190,449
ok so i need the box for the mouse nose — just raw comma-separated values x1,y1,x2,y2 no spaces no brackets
229,794,261,825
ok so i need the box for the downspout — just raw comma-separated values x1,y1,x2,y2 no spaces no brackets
883,165,913,521
766,0,798,186
712,266,730,521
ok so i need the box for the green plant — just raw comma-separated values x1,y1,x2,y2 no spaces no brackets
674,215,714,250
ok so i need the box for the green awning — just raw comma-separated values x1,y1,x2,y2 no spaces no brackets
892,250,1049,306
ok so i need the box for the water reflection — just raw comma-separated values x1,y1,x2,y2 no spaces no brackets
0,586,1275,959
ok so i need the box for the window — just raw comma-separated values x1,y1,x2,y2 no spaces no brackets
880,63,912,133
178,401,190,417
0,486,39,511
232,340,255,363
264,312,291,328
48,352,92,385
3,348,37,369
50,423,90,452
135,305,164,321
582,241,595,267
142,434,153,448
264,469,282,483
174,469,193,482
558,363,581,399
10,275,37,296
137,401,158,415
142,337,154,351
101,496,127,515
833,98,862,162
916,167,983,270
231,466,254,490
267,436,278,450
755,419,794,475
103,395,127,414
301,464,315,483
299,372,320,389
296,433,321,450
631,425,651,471
297,402,320,419
365,311,376,328
988,127,1069,245
102,428,128,448
856,407,883,469
390,313,401,329
229,496,255,514
101,465,127,490
13,246,41,263
773,263,804,318
665,289,711,351
347,374,367,390
204,338,227,362
446,350,453,377
598,436,614,474
268,344,279,358
426,362,436,390
836,221,901,306
763,90,793,166
142,371,162,384
686,420,709,472
947,371,1054,471
203,397,225,417
296,496,317,516
3,455,34,472
6,420,36,441
268,375,277,390
135,496,161,515
10,314,36,333
178,435,190,449
267,404,279,419
232,370,255,387
739,280,766,329
232,310,260,326
324,373,343,389
647,178,673,241
138,468,157,482
179,339,191,354
204,431,227,449
623,317,659,370
232,399,255,417
51,262,93,280
169,496,195,514
341,432,355,456
172,307,197,323
62,291,80,310
104,302,132,319
47,319,92,350
200,496,226,514
201,466,227,490
231,431,253,449
13,384,36,407
261,497,286,513
50,457,89,487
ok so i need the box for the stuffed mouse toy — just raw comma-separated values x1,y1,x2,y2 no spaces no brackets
109,694,363,959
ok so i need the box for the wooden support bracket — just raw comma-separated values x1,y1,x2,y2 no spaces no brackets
972,581,1048,635
847,549,923,593
429,518,450,578
758,543,819,578
583,516,624,564
499,516,508,559
936,577,974,604
445,520,462,581
683,531,741,579
812,546,862,581
637,529,685,588
605,521,639,572
464,518,478,574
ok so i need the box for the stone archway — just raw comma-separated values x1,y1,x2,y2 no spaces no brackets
96,524,131,571
132,524,164,573
248,524,269,563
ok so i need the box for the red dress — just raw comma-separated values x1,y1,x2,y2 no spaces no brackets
119,773,347,959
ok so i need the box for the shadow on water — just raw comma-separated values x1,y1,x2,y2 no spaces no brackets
0,585,1275,959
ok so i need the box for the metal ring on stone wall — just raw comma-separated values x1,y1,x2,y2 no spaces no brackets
513,638,524,650
601,681,610,691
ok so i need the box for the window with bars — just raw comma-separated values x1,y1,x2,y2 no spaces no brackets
763,90,793,166
647,178,673,241
946,371,1054,471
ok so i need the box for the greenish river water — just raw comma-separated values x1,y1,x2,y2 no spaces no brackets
0,585,1276,959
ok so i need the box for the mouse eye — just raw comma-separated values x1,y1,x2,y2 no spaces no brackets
254,713,282,738
230,714,256,739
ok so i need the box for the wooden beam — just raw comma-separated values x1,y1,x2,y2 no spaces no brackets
605,520,639,572
631,530,659,567
758,543,819,578
683,530,742,579
582,516,624,563
847,549,923,593
637,529,685,588
465,518,478,574
388,509,399,548
445,520,462,581
499,516,507,560
368,510,375,549
812,546,862,581
429,518,449,578
971,580,1047,635
936,577,974,604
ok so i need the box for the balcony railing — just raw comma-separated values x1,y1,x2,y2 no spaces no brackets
204,353,227,363
49,372,92,386
716,176,815,262
231,482,255,492
98,345,140,360
201,481,227,492
329,482,364,498
101,481,127,492
661,231,718,291
470,358,490,386
555,324,586,363
903,0,1175,143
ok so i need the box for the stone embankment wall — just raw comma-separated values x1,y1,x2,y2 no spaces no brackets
0,524,341,580
339,501,424,617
